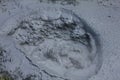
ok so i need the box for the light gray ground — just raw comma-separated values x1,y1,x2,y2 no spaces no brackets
0,0,120,80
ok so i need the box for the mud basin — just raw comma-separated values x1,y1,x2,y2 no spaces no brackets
0,8,102,80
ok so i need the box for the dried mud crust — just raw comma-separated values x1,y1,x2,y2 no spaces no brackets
1,8,102,80
39,0,79,6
